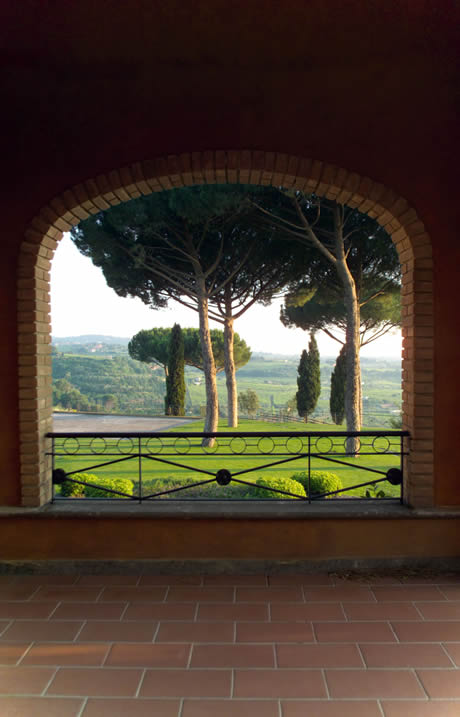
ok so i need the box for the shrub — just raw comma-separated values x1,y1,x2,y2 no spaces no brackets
60,475,86,498
251,476,306,500
61,473,134,499
290,470,342,498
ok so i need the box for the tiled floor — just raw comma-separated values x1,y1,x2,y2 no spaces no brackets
0,573,459,716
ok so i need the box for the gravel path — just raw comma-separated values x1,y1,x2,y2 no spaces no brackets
52,412,199,432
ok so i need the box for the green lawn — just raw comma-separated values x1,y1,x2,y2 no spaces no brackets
52,418,404,500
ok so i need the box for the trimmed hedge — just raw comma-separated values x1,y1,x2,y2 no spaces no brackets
60,473,134,499
290,470,343,498
139,475,306,500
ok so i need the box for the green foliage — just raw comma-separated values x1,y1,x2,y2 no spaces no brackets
296,334,321,421
129,326,251,375
166,324,186,416
252,476,306,499
141,475,305,500
290,470,343,498
238,388,260,417
365,482,386,498
52,354,165,415
330,345,346,425
388,412,402,429
60,473,134,498
128,328,171,373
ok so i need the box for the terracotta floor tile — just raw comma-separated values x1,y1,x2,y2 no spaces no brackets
51,602,127,620
77,575,140,586
344,602,421,621
326,668,425,698
381,701,460,716
99,587,167,602
22,642,109,666
277,643,363,667
234,668,327,698
47,667,143,697
77,620,157,642
270,603,345,622
373,586,445,601
83,697,181,716
417,669,460,697
236,587,303,602
417,602,460,619
139,669,231,697
0,578,15,586
0,586,40,600
314,621,396,642
139,575,202,586
202,575,268,586
0,622,10,637
0,643,31,665
1,620,83,642
0,697,83,716
167,587,234,602
33,587,102,602
197,602,268,621
444,642,460,666
360,642,453,667
12,576,79,586
191,643,274,667
282,701,382,717
236,621,314,642
0,602,58,619
182,699,279,716
0,666,56,694
401,574,460,584
156,621,233,643
269,574,334,586
106,642,190,667
123,603,196,620
392,621,460,642
304,586,375,602
440,586,460,600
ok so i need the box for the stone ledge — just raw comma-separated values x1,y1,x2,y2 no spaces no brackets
1,500,459,520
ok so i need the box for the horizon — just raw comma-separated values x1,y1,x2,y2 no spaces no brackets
51,234,403,360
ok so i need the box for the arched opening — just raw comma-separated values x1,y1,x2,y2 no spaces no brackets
17,151,434,507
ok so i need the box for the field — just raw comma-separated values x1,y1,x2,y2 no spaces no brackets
52,418,405,501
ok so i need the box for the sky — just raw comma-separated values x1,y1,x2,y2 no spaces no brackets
50,233,402,358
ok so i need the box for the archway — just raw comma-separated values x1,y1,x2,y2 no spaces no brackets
17,151,433,507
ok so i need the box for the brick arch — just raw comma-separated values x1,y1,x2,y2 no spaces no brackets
17,151,433,507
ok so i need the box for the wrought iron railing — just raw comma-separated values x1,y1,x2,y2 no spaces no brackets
46,430,409,503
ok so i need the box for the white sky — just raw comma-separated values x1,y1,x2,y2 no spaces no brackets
50,233,402,358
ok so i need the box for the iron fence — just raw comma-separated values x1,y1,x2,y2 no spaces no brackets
46,429,409,504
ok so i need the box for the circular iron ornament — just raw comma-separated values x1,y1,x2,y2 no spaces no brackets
117,438,135,454
90,437,107,454
174,437,191,454
315,436,334,454
342,436,361,454
386,467,403,485
52,468,67,485
258,437,275,454
145,437,163,454
286,436,304,454
372,436,391,453
230,437,247,454
62,437,80,455
203,439,218,454
216,469,232,486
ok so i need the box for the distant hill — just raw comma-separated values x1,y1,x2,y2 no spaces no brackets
52,335,131,345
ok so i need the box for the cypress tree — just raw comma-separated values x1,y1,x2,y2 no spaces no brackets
296,334,321,422
165,324,186,416
330,344,347,425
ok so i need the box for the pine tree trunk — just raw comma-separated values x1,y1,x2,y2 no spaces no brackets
197,289,219,446
223,289,238,428
335,255,361,454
